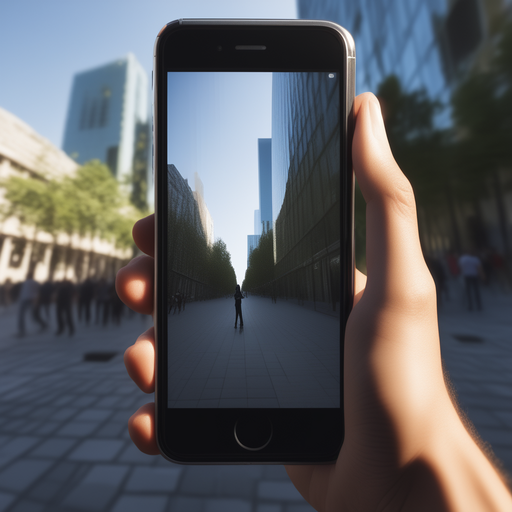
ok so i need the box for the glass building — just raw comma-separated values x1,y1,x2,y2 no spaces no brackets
299,0,512,262
270,72,341,314
258,138,273,234
62,54,150,205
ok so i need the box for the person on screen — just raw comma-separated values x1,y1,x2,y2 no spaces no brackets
234,284,243,328
116,94,512,511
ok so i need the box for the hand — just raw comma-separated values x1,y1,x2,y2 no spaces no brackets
116,93,512,511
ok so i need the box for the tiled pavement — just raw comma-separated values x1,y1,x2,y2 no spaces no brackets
168,297,339,408
0,280,511,512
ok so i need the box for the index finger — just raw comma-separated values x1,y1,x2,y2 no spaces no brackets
133,214,154,257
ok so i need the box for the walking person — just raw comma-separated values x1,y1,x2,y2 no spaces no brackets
234,284,243,328
17,271,47,336
459,250,484,311
55,280,75,336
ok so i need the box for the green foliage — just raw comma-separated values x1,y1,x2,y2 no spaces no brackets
377,75,449,210
207,239,237,296
243,230,274,292
0,160,140,249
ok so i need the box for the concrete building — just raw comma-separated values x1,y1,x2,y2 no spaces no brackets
62,54,150,205
0,107,131,286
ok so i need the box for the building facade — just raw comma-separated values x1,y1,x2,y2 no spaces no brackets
258,138,273,234
62,54,150,204
270,71,341,314
0,107,130,287
299,0,512,261
167,164,215,301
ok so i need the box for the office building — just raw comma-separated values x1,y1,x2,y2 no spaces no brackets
258,138,273,234
271,71,341,313
62,54,149,203
299,0,512,257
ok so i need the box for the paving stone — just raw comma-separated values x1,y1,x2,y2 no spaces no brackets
57,421,100,437
8,499,45,512
31,438,76,458
0,436,40,468
256,505,282,512
0,491,15,512
284,504,315,512
0,459,53,492
61,464,129,512
118,444,154,465
258,481,304,501
52,408,78,422
124,466,182,493
168,496,205,512
204,498,252,512
74,408,113,422
111,494,169,512
68,439,125,461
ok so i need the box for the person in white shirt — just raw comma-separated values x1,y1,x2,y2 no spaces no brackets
17,271,47,336
458,251,483,310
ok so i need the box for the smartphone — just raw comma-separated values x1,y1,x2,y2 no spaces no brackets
154,19,355,463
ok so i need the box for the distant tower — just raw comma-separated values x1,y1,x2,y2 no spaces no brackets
62,54,149,206
258,138,272,234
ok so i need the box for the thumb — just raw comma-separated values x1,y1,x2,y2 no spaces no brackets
353,93,431,307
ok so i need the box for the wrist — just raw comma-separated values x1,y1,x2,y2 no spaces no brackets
421,402,512,511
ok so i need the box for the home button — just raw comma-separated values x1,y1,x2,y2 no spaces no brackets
234,415,272,451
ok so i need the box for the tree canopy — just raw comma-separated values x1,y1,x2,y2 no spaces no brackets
0,160,140,249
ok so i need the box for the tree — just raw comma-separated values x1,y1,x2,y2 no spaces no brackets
0,160,139,250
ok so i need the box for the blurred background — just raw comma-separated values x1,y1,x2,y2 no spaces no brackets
0,1,511,511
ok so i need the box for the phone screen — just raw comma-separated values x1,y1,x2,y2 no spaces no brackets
166,71,341,409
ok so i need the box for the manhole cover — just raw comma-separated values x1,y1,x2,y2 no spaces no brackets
452,334,484,343
83,352,118,362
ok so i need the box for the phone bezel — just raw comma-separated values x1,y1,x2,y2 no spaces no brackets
154,19,355,464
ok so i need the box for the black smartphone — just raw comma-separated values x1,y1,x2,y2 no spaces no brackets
154,19,355,463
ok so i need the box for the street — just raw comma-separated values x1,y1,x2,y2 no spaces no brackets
0,280,511,511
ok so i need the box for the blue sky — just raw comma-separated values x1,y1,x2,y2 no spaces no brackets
0,0,297,150
168,72,272,282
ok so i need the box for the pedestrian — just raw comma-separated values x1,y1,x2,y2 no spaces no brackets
459,250,484,311
39,280,54,321
17,271,47,336
234,284,243,328
78,278,95,324
55,280,75,336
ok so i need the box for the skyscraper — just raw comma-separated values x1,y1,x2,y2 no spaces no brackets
258,138,272,234
247,139,272,267
62,54,149,202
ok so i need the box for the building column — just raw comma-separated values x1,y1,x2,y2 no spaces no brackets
0,237,13,283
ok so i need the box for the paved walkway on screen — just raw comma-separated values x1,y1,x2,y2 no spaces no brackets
167,297,340,408
0,279,510,512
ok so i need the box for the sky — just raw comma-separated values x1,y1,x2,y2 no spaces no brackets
168,72,272,283
0,0,297,283
0,0,297,150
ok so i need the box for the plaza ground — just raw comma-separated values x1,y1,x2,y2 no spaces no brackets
0,278,511,511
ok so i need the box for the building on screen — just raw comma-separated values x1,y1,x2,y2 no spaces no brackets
270,72,341,314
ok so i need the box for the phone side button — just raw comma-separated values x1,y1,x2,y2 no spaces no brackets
234,416,272,451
